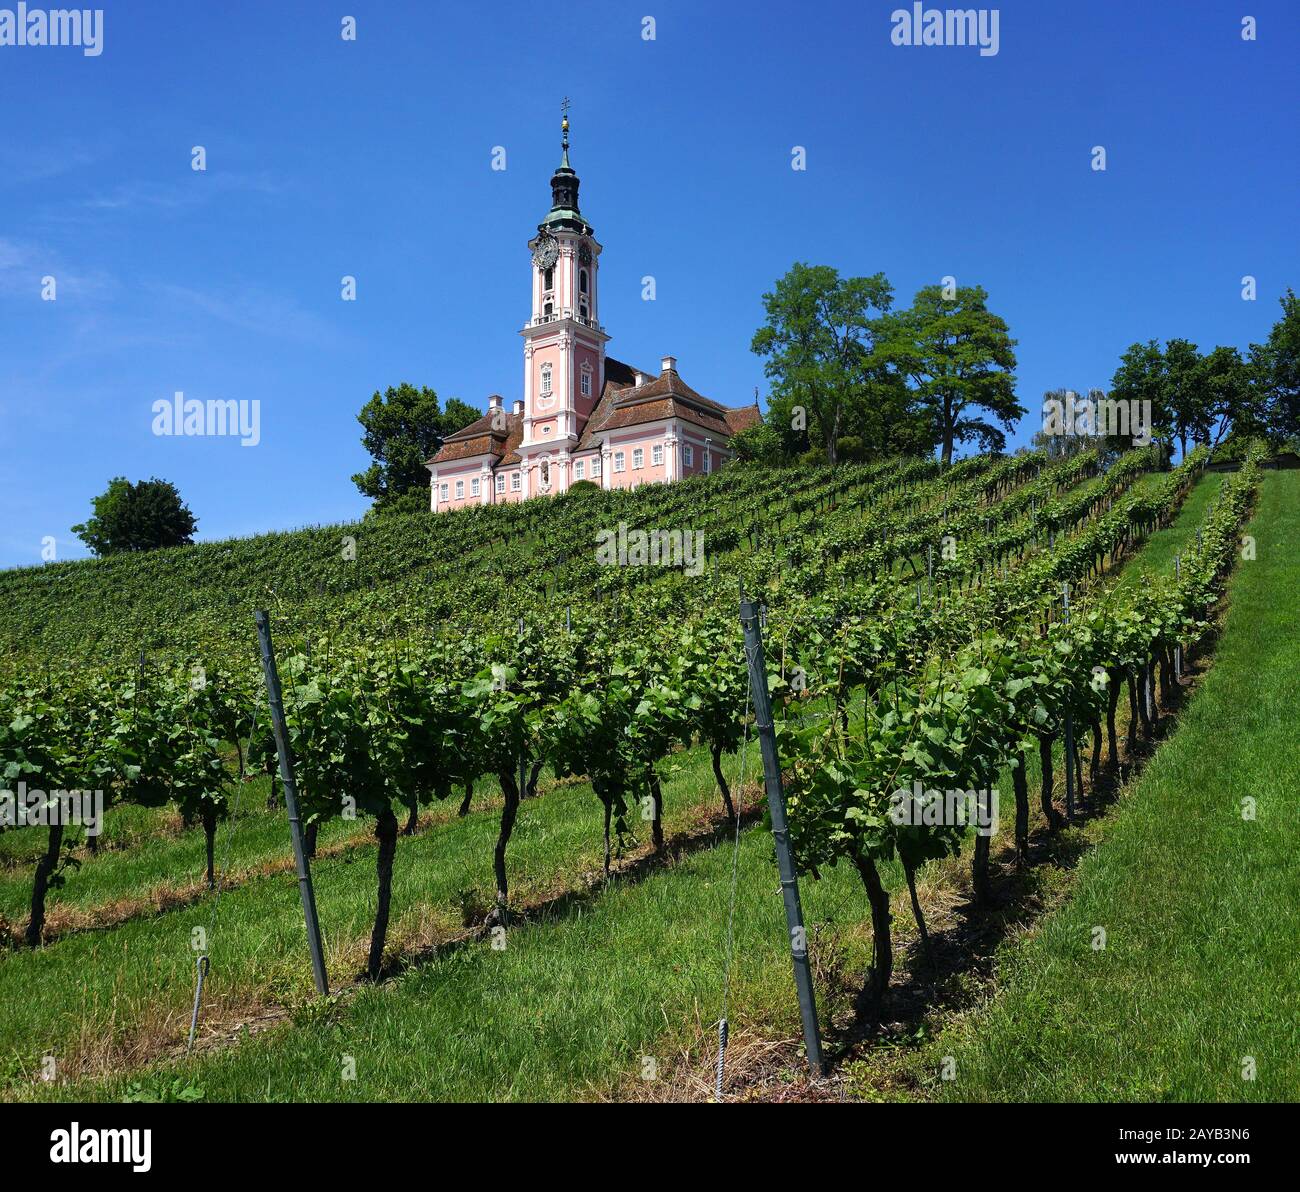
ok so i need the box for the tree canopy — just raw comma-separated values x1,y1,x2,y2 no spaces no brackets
72,477,198,557
876,284,1022,465
353,383,481,512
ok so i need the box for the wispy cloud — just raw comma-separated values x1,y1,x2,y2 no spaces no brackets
150,281,349,348
0,137,116,186
0,236,115,301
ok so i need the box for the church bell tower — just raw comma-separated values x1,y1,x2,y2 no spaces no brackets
518,103,609,495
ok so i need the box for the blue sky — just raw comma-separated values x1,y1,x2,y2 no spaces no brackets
1,0,1296,568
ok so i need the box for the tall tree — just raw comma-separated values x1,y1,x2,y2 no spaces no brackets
1196,345,1256,446
1250,288,1300,442
1109,340,1173,454
352,383,480,511
1162,338,1204,457
72,477,198,556
878,285,1022,464
750,263,894,465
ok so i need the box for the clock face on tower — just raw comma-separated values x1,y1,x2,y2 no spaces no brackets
578,241,592,266
532,234,559,271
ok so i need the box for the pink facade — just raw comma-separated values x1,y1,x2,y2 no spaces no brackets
427,116,759,513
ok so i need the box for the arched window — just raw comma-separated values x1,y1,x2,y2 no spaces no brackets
579,269,589,294
540,460,550,485
543,267,554,292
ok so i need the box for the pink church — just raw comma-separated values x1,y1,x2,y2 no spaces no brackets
427,114,760,511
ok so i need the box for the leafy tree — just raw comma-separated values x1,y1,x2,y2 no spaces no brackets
751,263,894,465
728,421,784,463
1249,288,1300,442
1196,345,1256,446
1109,340,1173,454
1162,338,1205,457
1032,389,1112,459
878,284,1022,464
72,477,198,556
352,383,480,511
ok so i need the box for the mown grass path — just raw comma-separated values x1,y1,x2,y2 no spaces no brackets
932,469,1299,1101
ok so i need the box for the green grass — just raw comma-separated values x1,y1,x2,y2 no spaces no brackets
34,825,871,1103
0,745,744,1091
1109,470,1225,595
9,467,1282,1103
930,469,1300,1101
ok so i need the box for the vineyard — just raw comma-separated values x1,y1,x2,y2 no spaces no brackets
0,442,1280,1101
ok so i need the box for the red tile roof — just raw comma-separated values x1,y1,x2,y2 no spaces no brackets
429,357,761,467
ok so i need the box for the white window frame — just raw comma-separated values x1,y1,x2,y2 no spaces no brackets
652,444,663,466
614,451,626,473
703,450,711,475
574,460,585,480
632,447,644,469
439,483,448,501
511,471,521,492
540,363,553,396
580,365,592,397
591,456,601,476
471,477,480,497
496,474,506,494
455,479,464,499
684,444,694,468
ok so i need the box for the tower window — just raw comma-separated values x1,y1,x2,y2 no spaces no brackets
543,267,554,292
580,269,589,294
580,364,592,397
540,363,552,395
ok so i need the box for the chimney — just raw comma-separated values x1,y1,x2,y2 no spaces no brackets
512,399,524,416
634,372,644,388
660,355,677,375
488,394,502,411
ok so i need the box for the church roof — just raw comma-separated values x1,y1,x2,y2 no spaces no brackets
427,406,523,465
574,359,752,449
429,358,762,468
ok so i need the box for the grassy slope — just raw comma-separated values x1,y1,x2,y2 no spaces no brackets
10,466,1256,1102
934,469,1300,1101
0,747,748,1090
